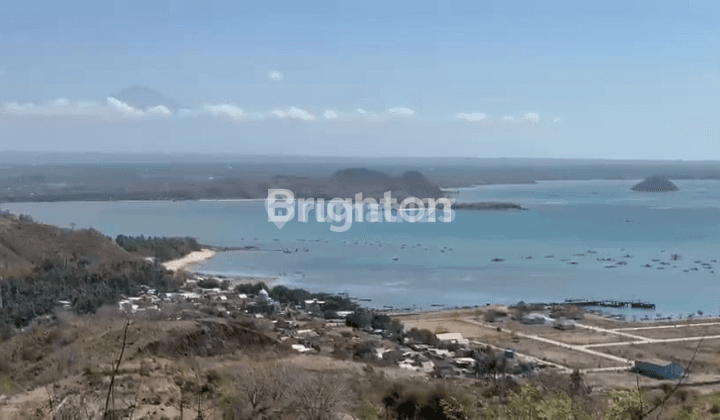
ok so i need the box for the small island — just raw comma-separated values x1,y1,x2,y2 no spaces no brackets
631,175,679,192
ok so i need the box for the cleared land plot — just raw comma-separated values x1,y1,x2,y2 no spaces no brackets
404,318,621,370
479,334,622,370
497,320,636,346
393,309,482,322
399,311,720,372
598,338,720,374
536,328,636,345
404,318,502,342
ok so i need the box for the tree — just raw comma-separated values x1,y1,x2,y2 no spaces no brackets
225,363,300,419
294,373,346,420
104,321,131,420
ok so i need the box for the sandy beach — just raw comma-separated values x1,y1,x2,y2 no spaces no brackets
163,248,280,287
162,248,217,272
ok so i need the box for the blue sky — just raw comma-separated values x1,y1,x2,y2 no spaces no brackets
1,0,719,158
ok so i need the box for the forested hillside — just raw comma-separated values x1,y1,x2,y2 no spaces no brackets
115,234,201,262
0,212,180,336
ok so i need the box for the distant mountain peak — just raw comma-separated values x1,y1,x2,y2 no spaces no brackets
111,85,181,111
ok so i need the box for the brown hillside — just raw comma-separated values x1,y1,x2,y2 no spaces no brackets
0,212,136,278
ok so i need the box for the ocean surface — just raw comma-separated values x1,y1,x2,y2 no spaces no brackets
5,179,720,318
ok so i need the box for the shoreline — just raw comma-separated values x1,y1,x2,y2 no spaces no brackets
166,247,283,288
162,248,217,272
160,246,718,322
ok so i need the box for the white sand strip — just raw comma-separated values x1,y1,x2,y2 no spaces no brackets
162,249,216,272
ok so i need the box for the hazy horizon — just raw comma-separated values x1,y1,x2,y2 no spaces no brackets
4,151,720,165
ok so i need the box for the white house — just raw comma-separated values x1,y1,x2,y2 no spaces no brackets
435,332,469,347
522,313,550,325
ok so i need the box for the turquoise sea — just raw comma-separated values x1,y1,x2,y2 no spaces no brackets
4,179,720,317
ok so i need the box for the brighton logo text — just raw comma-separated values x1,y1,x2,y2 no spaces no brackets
266,189,455,232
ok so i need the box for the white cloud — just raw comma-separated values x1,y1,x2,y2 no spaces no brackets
0,98,558,129
387,107,414,116
269,71,284,81
523,112,540,123
147,105,172,116
107,97,144,116
265,107,315,121
287,107,315,121
204,104,245,120
456,112,487,121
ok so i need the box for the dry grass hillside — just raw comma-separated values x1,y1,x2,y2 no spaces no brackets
0,212,134,278
0,309,287,419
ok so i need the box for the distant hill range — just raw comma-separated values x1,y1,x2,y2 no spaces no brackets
0,164,532,208
264,167,447,201
330,168,444,200
631,176,679,192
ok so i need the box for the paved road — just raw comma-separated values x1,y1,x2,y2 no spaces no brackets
583,334,720,348
580,366,634,373
614,321,720,331
575,323,648,341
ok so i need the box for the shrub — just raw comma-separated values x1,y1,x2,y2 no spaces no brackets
346,310,373,329
0,376,17,393
235,282,268,295
407,328,437,345
358,400,381,420
677,389,689,402
198,278,221,289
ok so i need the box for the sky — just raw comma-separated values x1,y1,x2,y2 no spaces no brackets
1,0,720,159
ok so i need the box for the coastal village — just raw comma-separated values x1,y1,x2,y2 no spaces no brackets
116,270,512,381
107,249,720,390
